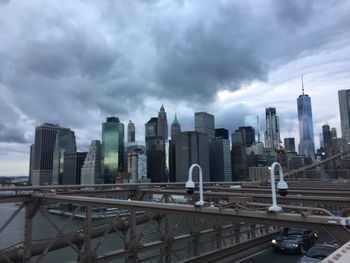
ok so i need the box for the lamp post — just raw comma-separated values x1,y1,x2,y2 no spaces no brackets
185,164,204,206
269,162,288,212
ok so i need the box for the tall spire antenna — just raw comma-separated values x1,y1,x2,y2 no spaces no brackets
301,74,305,95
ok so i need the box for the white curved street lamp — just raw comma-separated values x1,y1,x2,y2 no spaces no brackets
185,164,204,206
269,162,288,212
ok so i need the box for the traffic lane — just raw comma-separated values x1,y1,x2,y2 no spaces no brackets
238,230,334,263
237,247,301,263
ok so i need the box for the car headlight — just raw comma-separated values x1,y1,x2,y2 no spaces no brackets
314,232,318,238
292,243,299,247
272,239,277,245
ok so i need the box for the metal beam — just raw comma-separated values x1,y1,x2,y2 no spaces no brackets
36,194,350,244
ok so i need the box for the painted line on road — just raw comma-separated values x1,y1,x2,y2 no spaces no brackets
235,248,271,263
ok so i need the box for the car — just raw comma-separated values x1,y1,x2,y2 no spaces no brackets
271,228,318,254
297,243,338,263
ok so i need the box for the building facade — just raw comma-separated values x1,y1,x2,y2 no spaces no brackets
297,92,315,160
62,152,87,185
264,108,280,150
102,117,125,183
52,128,76,184
209,139,232,181
338,89,350,142
175,131,210,182
195,112,215,140
32,123,76,185
244,115,260,142
127,120,135,143
231,131,248,181
284,138,296,153
81,140,102,185
157,105,168,140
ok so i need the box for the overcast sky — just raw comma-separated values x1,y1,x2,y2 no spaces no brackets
1,0,350,176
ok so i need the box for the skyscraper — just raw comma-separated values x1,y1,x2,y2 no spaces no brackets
157,105,168,140
231,130,248,181
29,144,35,184
171,114,181,139
238,126,255,147
175,131,210,182
81,140,102,185
244,115,260,142
52,128,76,184
209,139,232,181
215,128,229,140
32,123,76,185
62,152,87,185
127,120,135,143
297,78,315,160
338,89,350,142
145,117,158,138
264,108,280,150
170,114,181,182
195,112,215,140
102,117,125,183
322,124,332,148
284,138,296,153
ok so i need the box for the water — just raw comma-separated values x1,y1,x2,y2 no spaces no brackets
0,200,254,263
1,202,240,262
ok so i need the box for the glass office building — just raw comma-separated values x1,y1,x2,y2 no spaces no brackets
338,89,350,142
102,117,124,183
297,94,315,160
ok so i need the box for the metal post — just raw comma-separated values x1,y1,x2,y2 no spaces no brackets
269,162,287,212
186,164,204,206
82,205,93,263
23,202,33,263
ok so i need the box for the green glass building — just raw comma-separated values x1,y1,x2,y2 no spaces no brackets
102,117,125,183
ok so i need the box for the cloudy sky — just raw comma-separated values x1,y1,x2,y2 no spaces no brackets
1,0,350,176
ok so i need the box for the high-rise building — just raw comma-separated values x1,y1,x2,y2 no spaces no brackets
157,105,168,140
81,140,102,185
170,114,181,182
128,148,147,182
338,89,350,142
32,123,76,185
175,131,210,182
238,126,255,147
171,114,181,139
322,124,332,148
52,128,76,184
215,128,229,140
244,116,260,142
29,144,35,184
145,117,158,138
102,117,125,183
209,139,232,181
195,112,215,140
264,108,280,150
144,106,169,183
62,152,87,185
127,120,135,143
284,138,296,153
297,78,315,160
331,128,337,140
231,130,248,181
145,137,166,182
319,133,324,148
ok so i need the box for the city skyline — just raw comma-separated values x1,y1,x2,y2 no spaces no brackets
1,1,350,176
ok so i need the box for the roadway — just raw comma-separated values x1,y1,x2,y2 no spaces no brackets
239,230,333,263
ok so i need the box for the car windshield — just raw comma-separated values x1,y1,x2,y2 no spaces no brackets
282,228,304,236
305,246,337,259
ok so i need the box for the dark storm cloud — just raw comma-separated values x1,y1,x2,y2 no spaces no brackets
0,0,349,145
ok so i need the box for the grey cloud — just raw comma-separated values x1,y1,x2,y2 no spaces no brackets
0,0,349,147
0,124,27,143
